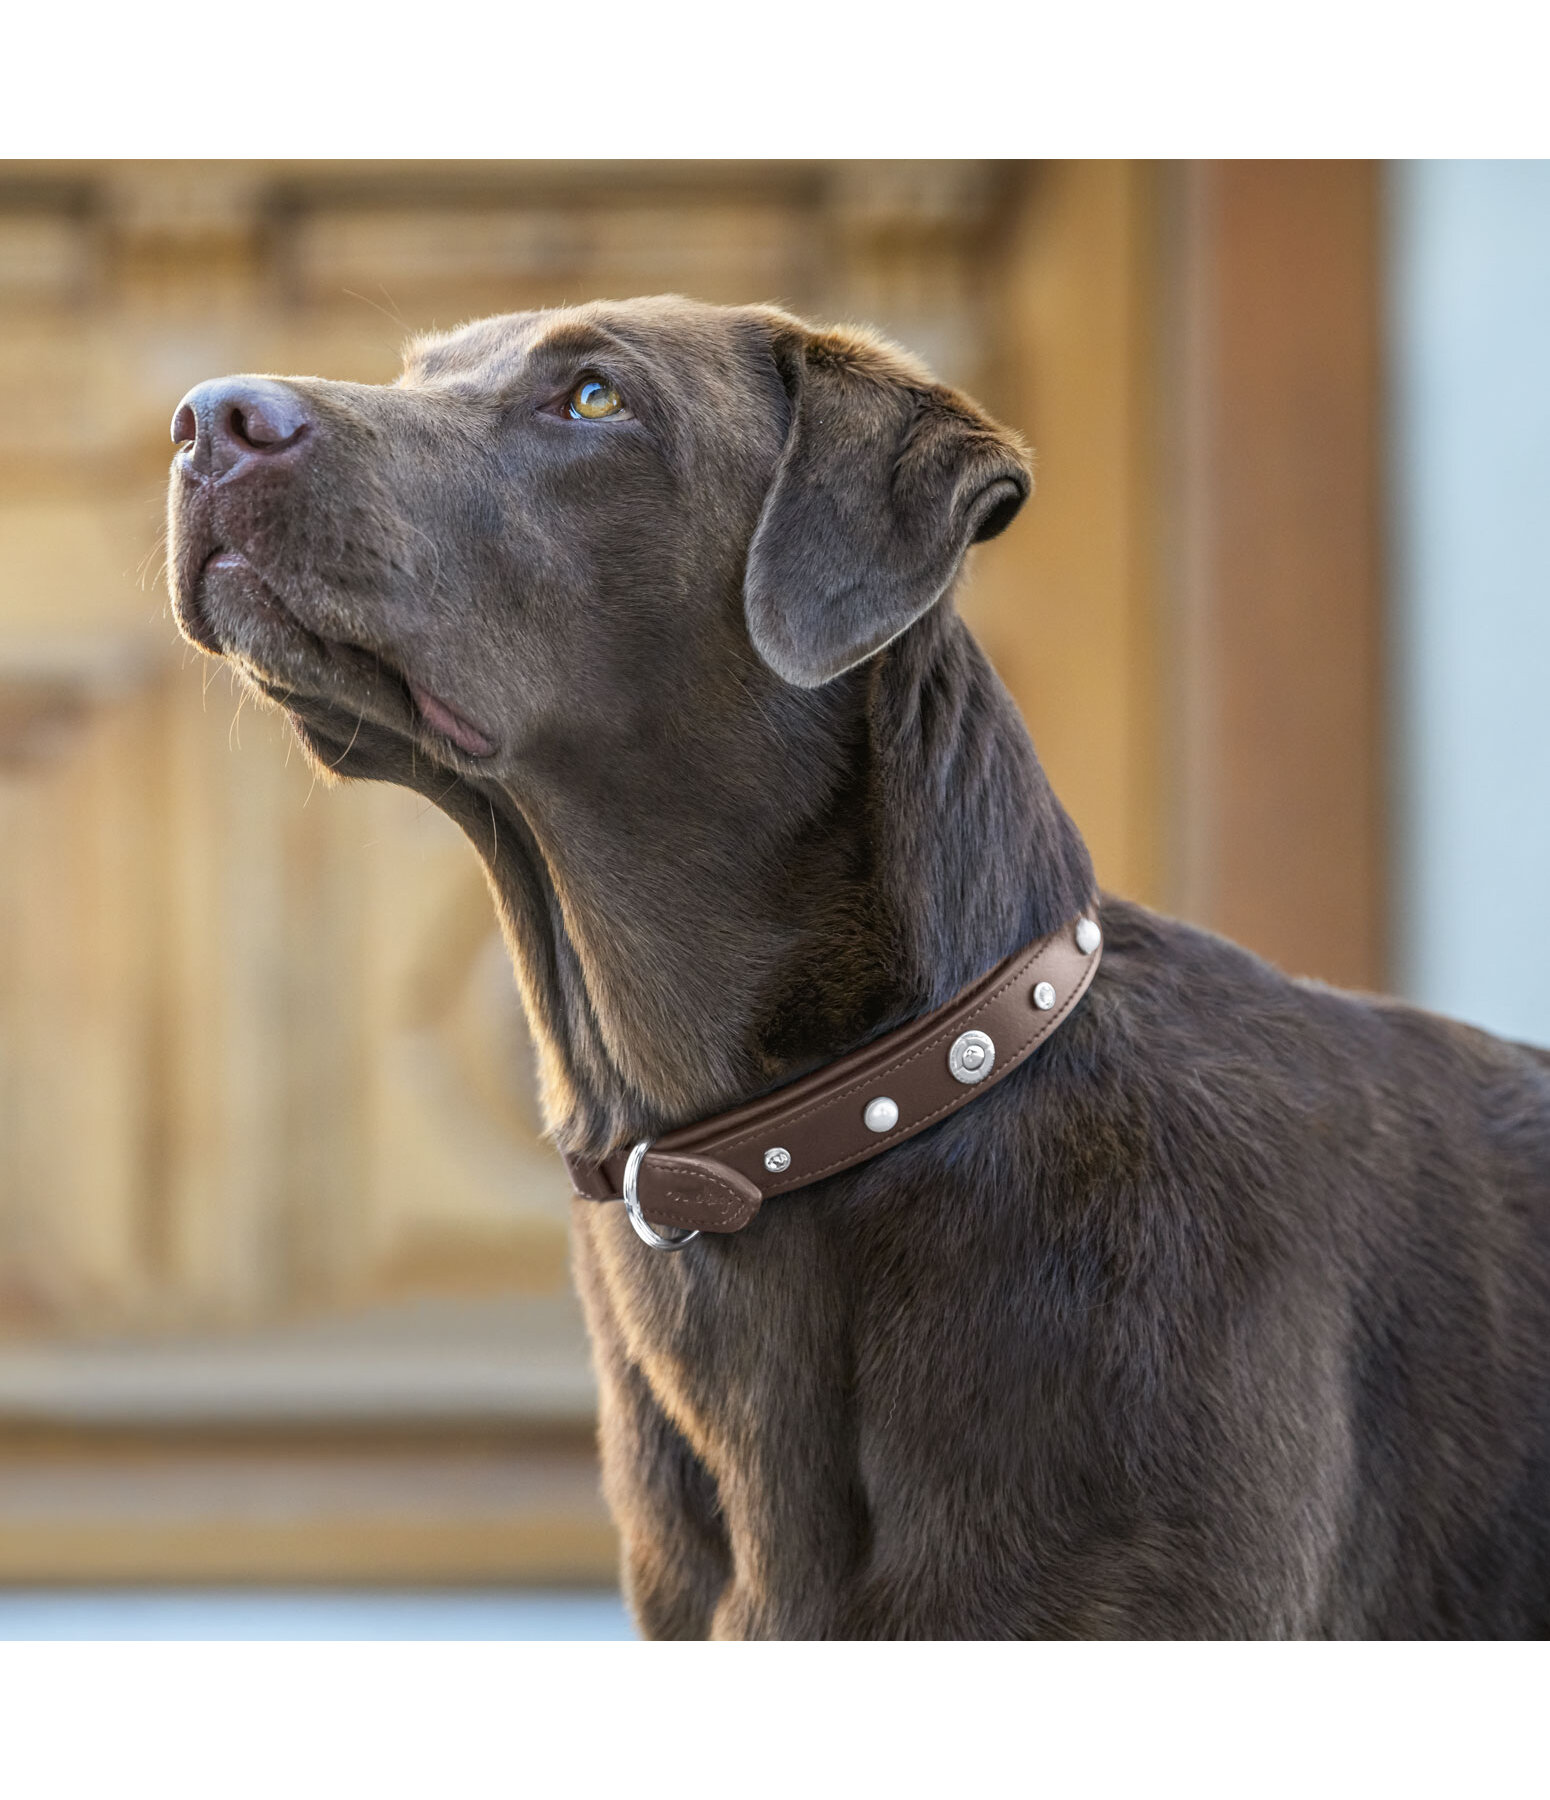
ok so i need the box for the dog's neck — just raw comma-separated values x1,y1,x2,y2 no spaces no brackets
460,608,1094,1159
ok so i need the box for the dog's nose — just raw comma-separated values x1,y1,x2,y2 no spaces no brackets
171,377,312,478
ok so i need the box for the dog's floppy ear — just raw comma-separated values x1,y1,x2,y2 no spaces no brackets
743,326,1031,688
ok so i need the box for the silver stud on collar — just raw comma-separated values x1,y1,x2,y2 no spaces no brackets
763,1146,791,1173
948,1029,996,1085
1033,981,1057,1011
1075,917,1101,955
863,1096,899,1134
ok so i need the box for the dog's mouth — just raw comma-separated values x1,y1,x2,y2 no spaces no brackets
402,682,497,758
173,547,238,652
186,546,498,762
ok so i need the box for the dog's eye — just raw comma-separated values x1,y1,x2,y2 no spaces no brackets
567,374,624,421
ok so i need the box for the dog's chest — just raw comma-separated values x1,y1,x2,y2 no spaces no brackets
577,1203,853,1470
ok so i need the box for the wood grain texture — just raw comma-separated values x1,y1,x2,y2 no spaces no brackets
0,1430,616,1584
965,161,1163,908
1169,160,1386,989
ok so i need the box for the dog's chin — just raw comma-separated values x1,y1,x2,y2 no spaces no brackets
274,689,495,801
276,697,411,784
181,558,501,771
175,551,302,662
171,551,247,654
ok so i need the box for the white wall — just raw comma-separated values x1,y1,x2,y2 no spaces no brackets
1390,161,1550,1047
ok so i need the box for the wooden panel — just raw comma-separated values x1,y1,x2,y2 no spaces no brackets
1169,161,1385,988
290,199,814,309
0,674,165,1331
965,161,1163,906
0,1429,616,1586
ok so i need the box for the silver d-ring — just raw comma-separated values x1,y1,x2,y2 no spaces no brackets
622,1139,701,1252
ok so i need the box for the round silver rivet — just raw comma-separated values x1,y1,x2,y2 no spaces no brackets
1075,917,1101,955
863,1096,899,1134
1033,981,1057,1011
763,1146,791,1174
948,1029,996,1085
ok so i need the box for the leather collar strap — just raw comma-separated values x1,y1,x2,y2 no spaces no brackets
564,910,1103,1238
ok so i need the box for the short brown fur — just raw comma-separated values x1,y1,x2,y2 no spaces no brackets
166,297,1550,1637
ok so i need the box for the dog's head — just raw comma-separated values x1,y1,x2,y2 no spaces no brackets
165,296,1030,785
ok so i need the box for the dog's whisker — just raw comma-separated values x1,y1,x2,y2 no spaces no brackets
341,285,407,331
137,537,169,591
401,515,444,600
327,701,368,772
228,686,251,753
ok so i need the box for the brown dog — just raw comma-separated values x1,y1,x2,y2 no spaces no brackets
166,296,1550,1637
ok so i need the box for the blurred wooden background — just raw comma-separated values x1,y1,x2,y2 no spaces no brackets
0,160,1382,1583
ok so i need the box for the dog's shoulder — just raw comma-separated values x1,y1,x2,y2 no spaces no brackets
1087,893,1550,1105
1047,895,1550,1260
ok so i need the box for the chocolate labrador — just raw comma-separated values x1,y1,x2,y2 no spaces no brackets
165,296,1550,1638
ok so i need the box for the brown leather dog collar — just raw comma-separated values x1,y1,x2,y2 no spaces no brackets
564,909,1103,1247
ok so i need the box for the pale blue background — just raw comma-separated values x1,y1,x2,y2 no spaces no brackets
0,1590,634,1641
1390,161,1550,1046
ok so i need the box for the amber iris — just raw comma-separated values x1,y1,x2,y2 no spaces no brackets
568,374,623,420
